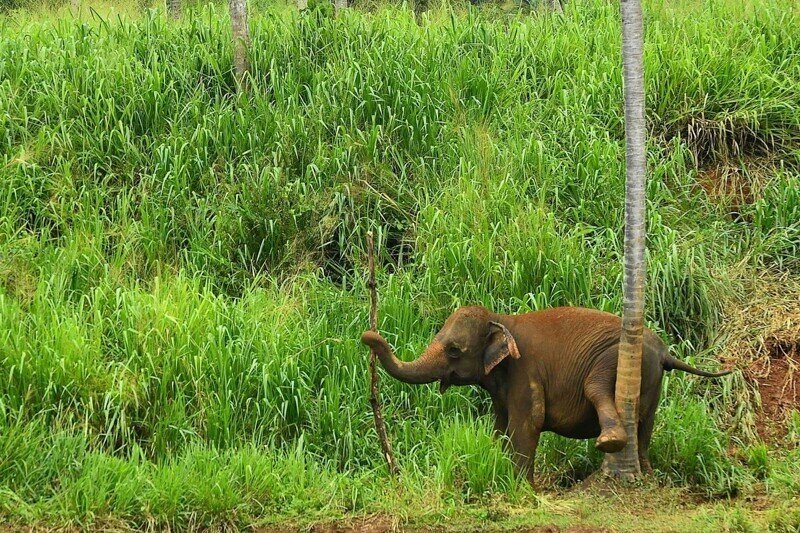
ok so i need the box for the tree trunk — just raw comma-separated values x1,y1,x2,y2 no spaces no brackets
167,0,181,19
297,0,308,10
334,0,346,15
601,0,647,482
229,0,251,90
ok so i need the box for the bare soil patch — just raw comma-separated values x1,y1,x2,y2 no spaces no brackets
717,273,800,443
745,337,799,441
693,156,783,223
695,165,754,221
280,513,611,532
307,514,398,532
514,527,607,533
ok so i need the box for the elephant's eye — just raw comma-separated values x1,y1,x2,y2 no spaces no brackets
446,345,462,359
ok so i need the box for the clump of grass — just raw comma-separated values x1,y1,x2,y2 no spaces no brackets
650,399,747,496
744,444,770,480
434,417,527,501
717,507,758,533
767,499,800,532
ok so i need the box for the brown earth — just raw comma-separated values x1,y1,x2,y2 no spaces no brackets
714,272,800,444
695,163,762,222
693,155,789,225
696,165,754,203
745,337,799,442
307,515,397,532
516,527,608,533
301,520,607,532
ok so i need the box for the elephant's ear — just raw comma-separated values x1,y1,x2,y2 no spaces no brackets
483,321,521,374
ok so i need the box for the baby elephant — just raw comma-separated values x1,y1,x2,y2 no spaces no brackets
361,305,730,482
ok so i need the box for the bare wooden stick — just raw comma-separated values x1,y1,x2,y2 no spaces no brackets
367,231,399,477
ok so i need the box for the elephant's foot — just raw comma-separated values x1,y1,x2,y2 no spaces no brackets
639,456,654,475
595,426,627,453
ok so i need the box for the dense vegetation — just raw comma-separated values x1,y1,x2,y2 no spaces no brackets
1,0,798,528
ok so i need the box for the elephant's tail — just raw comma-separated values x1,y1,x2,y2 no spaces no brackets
662,354,733,378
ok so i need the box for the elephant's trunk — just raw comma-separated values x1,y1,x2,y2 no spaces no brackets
361,331,447,384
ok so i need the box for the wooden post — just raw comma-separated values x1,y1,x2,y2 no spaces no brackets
367,232,399,477
229,0,251,91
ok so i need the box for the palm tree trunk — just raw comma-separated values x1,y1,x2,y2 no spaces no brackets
601,0,646,481
167,0,181,19
229,0,251,90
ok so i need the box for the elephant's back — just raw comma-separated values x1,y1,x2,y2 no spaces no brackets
517,306,665,357
514,307,622,361
521,306,621,329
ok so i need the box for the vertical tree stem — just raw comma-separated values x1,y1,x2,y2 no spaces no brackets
229,0,251,91
367,232,399,477
602,0,646,481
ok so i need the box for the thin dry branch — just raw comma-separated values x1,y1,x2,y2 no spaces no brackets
367,232,399,477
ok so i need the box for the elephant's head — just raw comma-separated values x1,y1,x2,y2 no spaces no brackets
360,306,521,393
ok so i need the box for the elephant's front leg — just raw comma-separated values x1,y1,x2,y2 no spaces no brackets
507,381,545,485
491,397,508,439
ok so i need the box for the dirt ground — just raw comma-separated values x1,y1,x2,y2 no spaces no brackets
716,271,800,444
747,336,799,441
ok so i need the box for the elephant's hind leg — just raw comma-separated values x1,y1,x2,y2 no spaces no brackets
637,372,662,475
584,367,627,454
637,413,655,474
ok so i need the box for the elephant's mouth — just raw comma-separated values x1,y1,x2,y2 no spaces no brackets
439,373,470,393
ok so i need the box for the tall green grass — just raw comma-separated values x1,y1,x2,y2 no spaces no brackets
0,0,798,527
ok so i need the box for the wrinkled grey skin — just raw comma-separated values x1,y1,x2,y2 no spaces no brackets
361,305,731,484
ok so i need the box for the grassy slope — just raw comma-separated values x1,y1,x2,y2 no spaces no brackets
0,0,799,529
